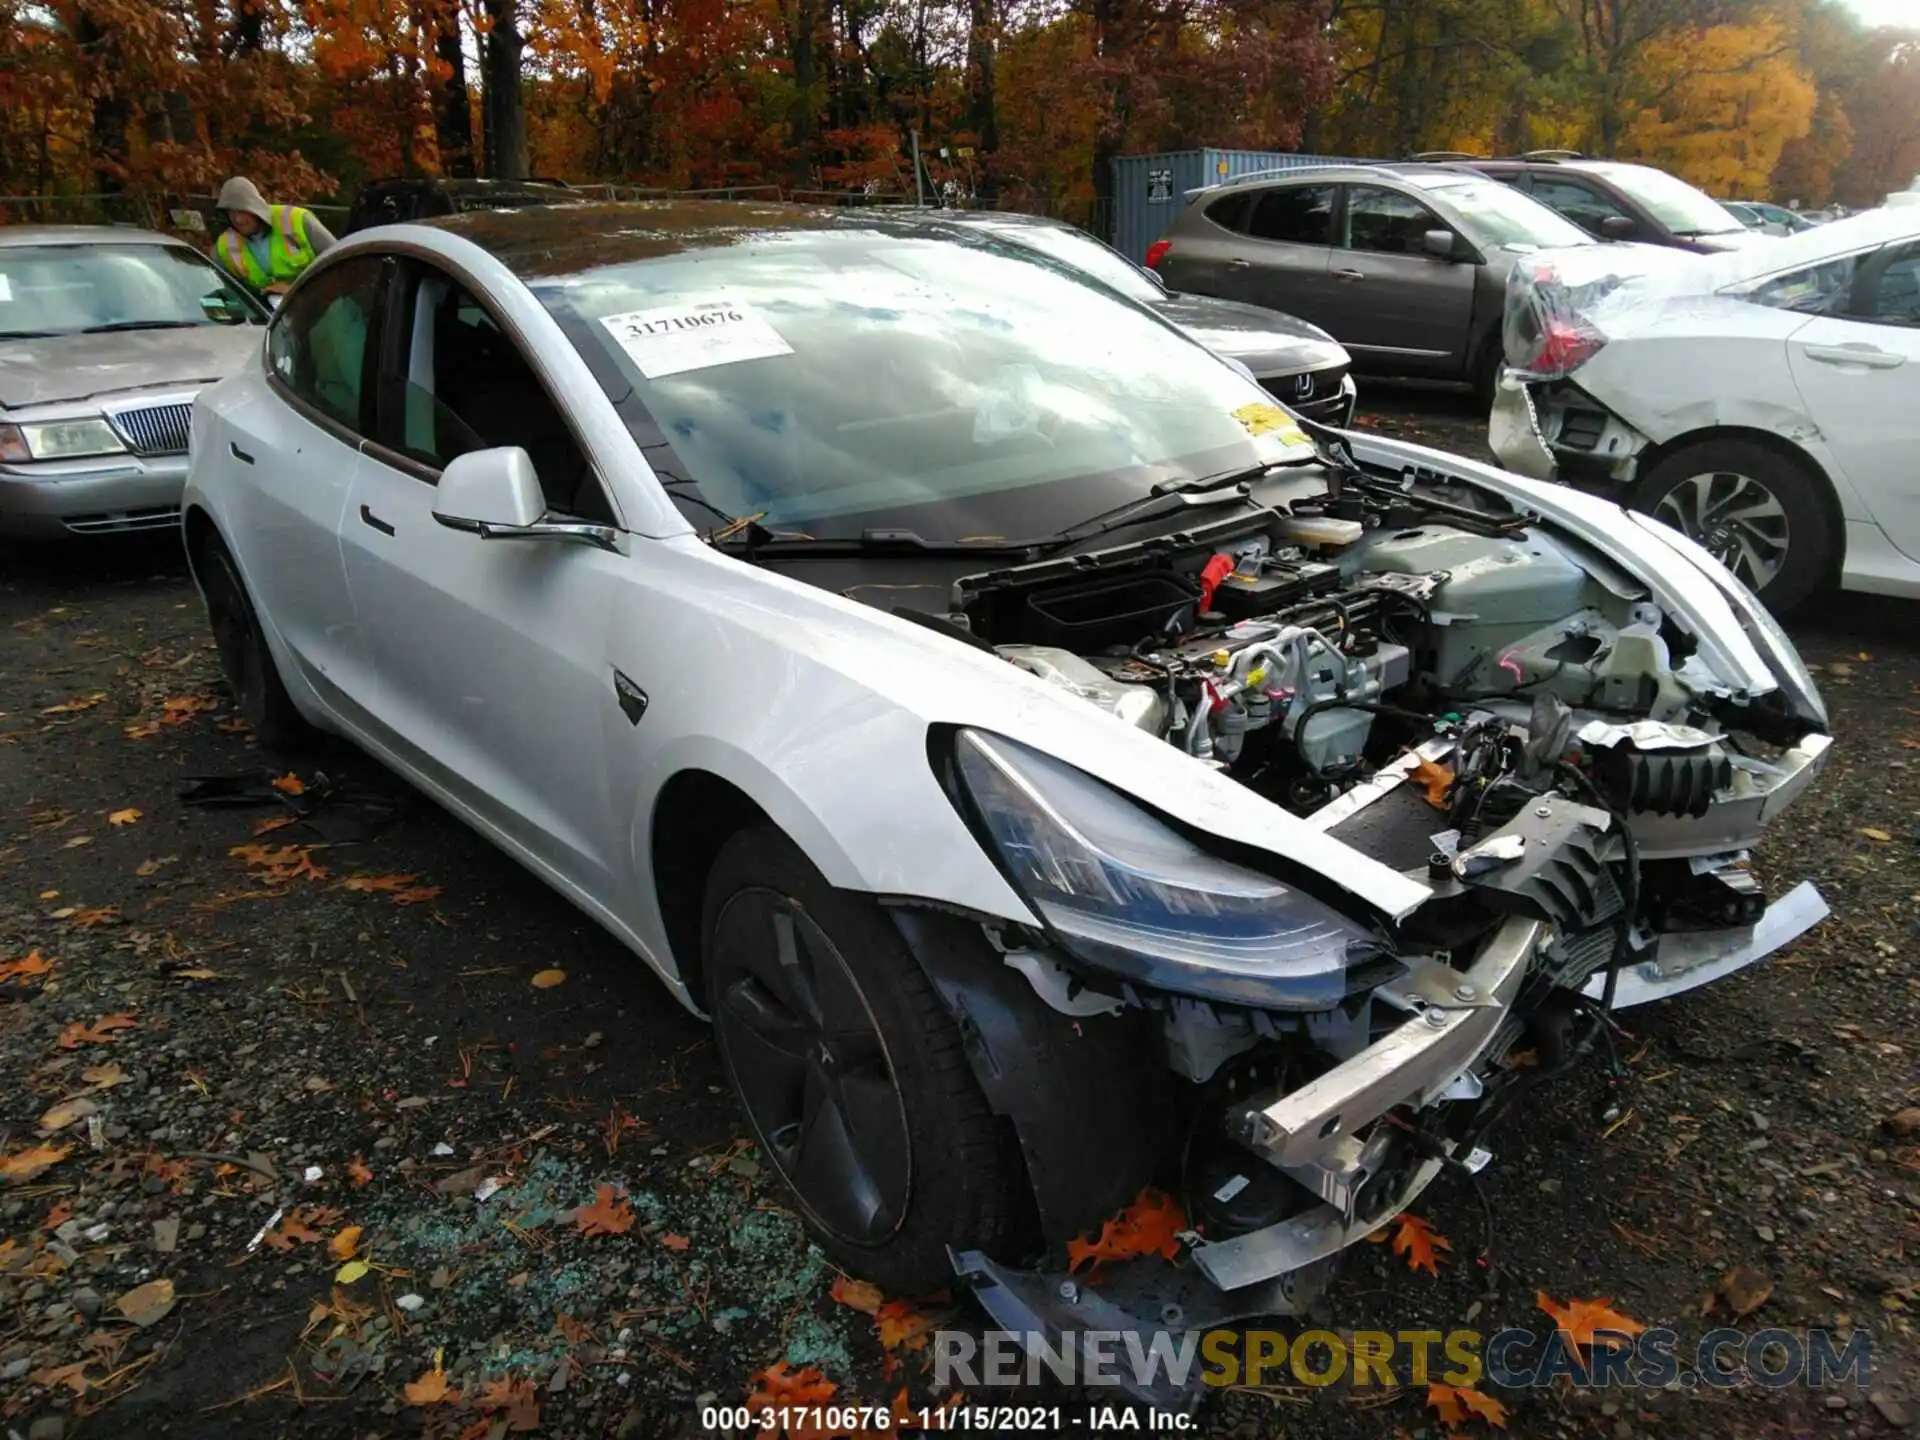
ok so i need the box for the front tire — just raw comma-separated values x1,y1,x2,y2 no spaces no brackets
196,532,310,752
702,825,1028,1294
1632,438,1834,617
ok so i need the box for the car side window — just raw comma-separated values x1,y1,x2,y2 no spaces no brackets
1203,193,1251,233
1527,177,1630,237
266,256,385,433
1853,243,1920,327
385,267,613,522
1244,185,1334,245
1738,255,1860,314
1341,186,1442,254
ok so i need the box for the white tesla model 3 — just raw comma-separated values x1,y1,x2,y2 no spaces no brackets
183,202,1830,1368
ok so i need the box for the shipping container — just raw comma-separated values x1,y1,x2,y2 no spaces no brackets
1110,149,1367,263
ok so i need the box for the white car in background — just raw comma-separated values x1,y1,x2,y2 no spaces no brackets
1491,206,1920,615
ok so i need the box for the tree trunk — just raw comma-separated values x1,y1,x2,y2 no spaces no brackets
965,0,998,155
789,0,818,163
484,0,529,179
436,5,476,177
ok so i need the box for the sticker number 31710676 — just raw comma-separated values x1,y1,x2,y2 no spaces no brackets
599,302,795,379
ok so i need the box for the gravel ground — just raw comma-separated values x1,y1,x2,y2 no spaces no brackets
1,388,1916,1440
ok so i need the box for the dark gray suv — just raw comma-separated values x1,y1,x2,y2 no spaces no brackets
1149,163,1595,401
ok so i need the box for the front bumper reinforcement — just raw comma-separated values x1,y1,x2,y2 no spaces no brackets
1583,878,1828,1009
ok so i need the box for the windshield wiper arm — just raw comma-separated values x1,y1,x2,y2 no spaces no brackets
1041,460,1309,551
81,320,199,334
0,330,58,340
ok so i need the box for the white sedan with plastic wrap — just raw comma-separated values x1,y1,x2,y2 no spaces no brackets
1492,204,1920,615
182,201,1830,1400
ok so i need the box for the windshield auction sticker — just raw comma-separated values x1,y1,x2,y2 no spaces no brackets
600,301,794,379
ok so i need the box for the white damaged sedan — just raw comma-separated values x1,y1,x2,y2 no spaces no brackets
183,202,1831,1381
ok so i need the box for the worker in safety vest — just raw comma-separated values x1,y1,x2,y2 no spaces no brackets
212,177,336,298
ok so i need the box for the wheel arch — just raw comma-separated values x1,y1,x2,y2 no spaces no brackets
648,768,775,1007
181,503,220,584
1631,425,1847,589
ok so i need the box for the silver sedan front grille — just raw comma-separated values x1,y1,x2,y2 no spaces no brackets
108,403,194,457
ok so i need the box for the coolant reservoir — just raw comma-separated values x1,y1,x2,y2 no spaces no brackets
1276,514,1365,548
996,645,1167,733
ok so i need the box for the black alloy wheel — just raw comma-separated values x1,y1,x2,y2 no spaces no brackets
708,887,912,1246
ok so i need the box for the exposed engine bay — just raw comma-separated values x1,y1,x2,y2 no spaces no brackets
921,439,1832,1368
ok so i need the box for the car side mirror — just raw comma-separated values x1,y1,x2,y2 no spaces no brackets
432,446,619,551
1600,215,1637,240
1423,228,1460,260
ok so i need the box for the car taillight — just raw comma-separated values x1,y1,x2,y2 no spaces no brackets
1144,238,1172,270
1532,316,1606,376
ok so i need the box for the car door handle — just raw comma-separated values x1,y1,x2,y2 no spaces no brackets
229,442,255,464
359,504,395,536
1803,343,1905,370
1224,259,1251,271
1333,268,1365,282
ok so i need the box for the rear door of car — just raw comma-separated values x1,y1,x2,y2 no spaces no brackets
1328,183,1474,371
217,255,387,700
1786,238,1920,563
1187,182,1339,324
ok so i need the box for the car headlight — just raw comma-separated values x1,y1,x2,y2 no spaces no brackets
0,418,128,462
953,729,1388,1007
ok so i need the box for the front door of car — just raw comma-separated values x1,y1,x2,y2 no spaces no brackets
1521,175,1644,242
221,256,388,700
1786,239,1920,563
1329,185,1475,372
1232,184,1338,325
336,261,629,899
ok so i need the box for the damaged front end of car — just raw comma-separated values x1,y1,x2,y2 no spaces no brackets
900,429,1829,1404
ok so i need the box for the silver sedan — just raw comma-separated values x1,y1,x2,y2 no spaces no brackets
0,227,268,539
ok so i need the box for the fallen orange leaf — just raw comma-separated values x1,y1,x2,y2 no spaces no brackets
347,1156,374,1187
252,815,296,836
1409,758,1455,809
1392,1213,1452,1276
876,1298,938,1351
29,1361,89,1395
1536,1291,1646,1353
829,1275,885,1315
1429,1381,1510,1428
262,1211,325,1251
473,1375,541,1430
42,692,107,716
659,1232,691,1252
270,772,306,795
0,950,54,984
390,885,441,906
58,1013,138,1048
107,808,142,826
69,906,120,927
530,968,567,989
329,1225,363,1260
339,873,419,893
404,1349,458,1405
1066,1187,1186,1273
573,1183,635,1236
745,1360,837,1411
0,1144,73,1182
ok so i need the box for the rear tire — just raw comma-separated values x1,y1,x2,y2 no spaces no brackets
196,531,310,752
702,824,1028,1295
1632,438,1834,617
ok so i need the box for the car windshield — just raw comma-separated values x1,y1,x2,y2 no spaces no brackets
541,229,1312,539
984,223,1164,303
1580,164,1744,236
1420,177,1593,250
0,242,265,338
